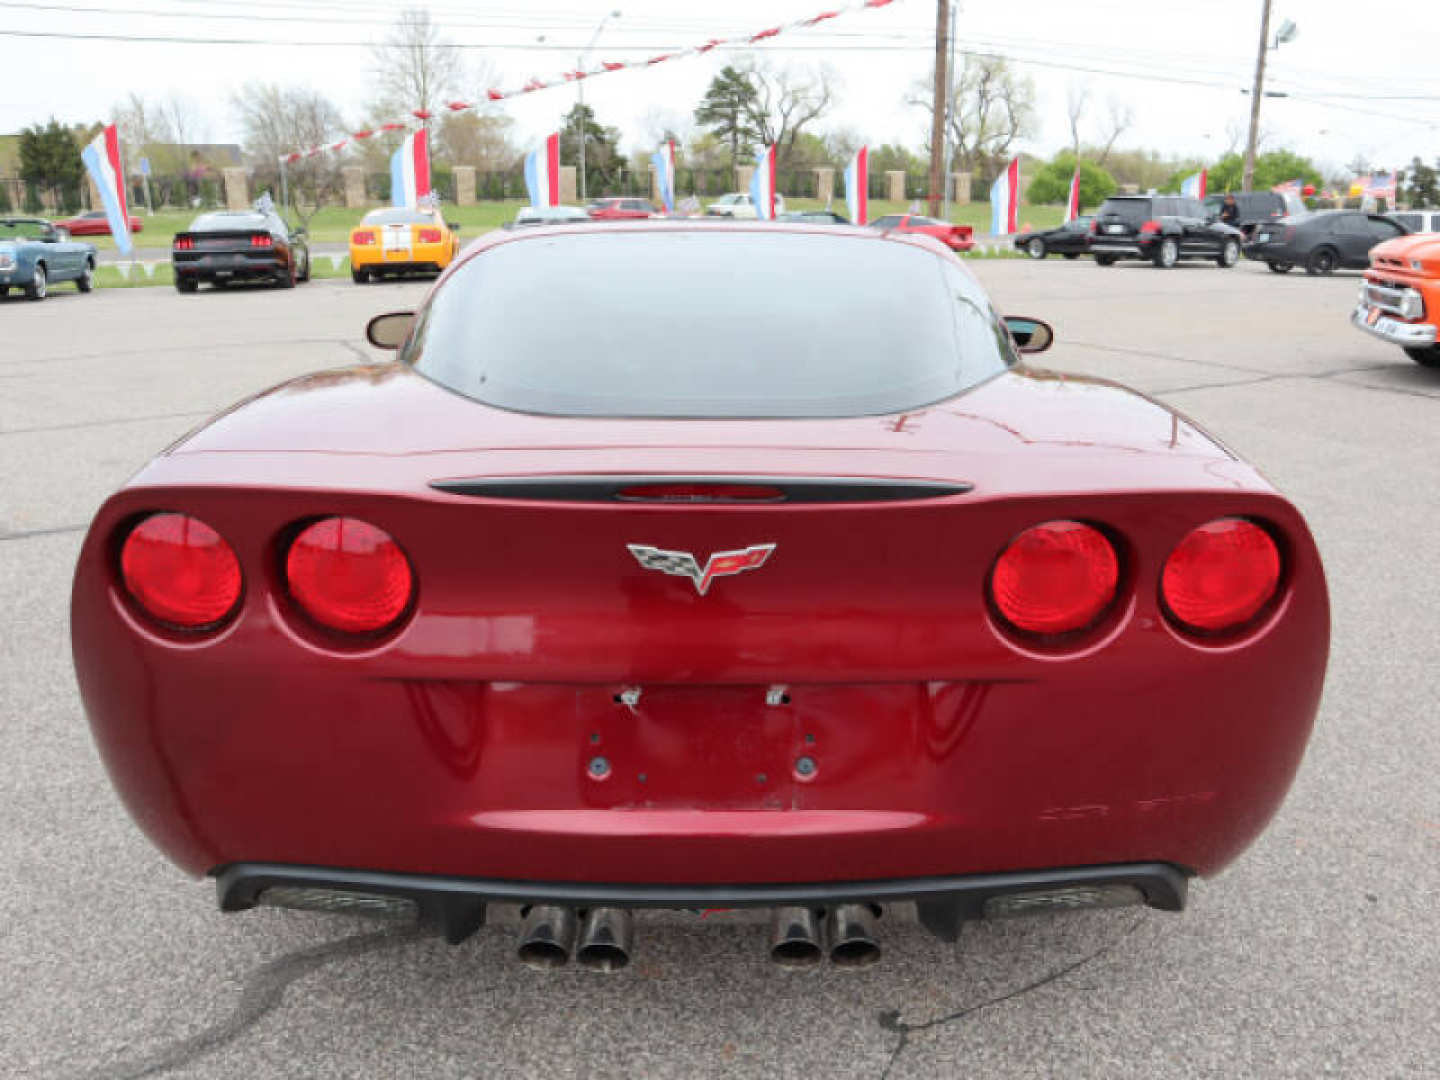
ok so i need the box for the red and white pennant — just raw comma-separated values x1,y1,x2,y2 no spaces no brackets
282,0,898,163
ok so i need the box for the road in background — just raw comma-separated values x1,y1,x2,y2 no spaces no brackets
2,263,1437,1079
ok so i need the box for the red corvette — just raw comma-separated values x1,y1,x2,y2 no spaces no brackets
72,222,1328,970
54,209,144,236
869,213,974,252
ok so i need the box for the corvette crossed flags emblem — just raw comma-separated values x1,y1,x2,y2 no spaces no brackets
626,543,776,596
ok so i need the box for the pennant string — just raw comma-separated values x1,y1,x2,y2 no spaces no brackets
278,0,899,162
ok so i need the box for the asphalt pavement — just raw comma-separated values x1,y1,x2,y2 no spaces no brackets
2,258,1437,1079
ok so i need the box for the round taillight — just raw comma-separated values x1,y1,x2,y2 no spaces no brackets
285,517,413,635
1162,518,1280,634
120,513,242,629
990,521,1119,637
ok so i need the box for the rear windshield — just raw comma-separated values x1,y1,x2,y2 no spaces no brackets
362,209,434,225
190,213,266,232
1096,198,1151,223
406,231,1013,418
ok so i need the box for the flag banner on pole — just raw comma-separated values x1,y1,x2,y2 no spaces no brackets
390,129,430,207
1180,169,1207,201
1271,177,1303,195
651,141,676,214
1063,167,1081,224
80,124,131,255
989,157,1020,235
750,144,777,220
844,146,869,225
278,1,896,164
1362,173,1396,201
524,133,561,208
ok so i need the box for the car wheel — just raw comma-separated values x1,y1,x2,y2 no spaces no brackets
351,267,369,284
297,250,311,282
1305,247,1337,276
1026,237,1046,259
24,263,47,300
1152,237,1179,269
175,276,198,294
76,258,95,292
1095,254,1117,267
1267,261,1293,274
276,261,296,289
1063,252,1079,260
1217,239,1240,268
1405,345,1440,368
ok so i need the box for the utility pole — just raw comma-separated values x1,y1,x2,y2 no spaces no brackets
927,0,950,217
1242,0,1273,193
941,2,957,219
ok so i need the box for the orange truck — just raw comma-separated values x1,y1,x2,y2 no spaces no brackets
1352,233,1440,367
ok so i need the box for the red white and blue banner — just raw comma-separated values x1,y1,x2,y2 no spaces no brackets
750,144,777,220
80,124,132,255
1063,166,1081,224
1180,169,1207,201
524,132,561,208
389,128,430,208
844,146,869,225
990,157,1020,235
651,140,675,214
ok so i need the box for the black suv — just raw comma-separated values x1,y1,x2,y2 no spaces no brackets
1204,191,1307,239
1088,195,1244,269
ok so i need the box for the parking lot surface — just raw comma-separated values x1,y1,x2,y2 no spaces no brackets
3,260,1437,1079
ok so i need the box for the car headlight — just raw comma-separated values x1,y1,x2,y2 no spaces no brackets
0,254,14,270
1400,290,1425,321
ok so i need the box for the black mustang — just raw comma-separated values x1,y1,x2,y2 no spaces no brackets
1015,216,1093,259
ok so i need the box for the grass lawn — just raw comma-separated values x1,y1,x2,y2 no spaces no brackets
76,198,1066,250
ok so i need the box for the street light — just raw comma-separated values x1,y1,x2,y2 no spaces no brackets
1242,1,1297,192
578,9,621,204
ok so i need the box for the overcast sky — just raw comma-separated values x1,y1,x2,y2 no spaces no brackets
2,0,1437,176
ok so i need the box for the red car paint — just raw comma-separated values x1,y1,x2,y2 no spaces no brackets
586,198,659,220
887,214,974,252
54,210,144,236
71,222,1327,907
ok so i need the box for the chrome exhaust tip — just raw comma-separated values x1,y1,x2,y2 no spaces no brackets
517,905,577,970
769,906,825,968
826,904,881,967
576,908,633,973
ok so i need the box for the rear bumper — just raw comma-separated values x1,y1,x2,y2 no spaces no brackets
1087,241,1148,257
216,860,1190,942
356,260,444,275
173,253,284,280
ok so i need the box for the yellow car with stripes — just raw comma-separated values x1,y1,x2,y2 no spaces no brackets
349,207,460,283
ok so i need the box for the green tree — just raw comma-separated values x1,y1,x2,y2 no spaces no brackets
18,119,83,213
694,65,763,184
560,103,623,197
1403,156,1438,207
1026,152,1116,211
1208,149,1321,195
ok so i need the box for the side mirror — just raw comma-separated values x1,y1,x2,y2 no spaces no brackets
291,227,308,238
1003,316,1055,355
446,221,460,233
366,311,416,350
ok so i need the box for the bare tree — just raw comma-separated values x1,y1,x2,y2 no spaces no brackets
1066,83,1090,157
369,9,463,121
232,83,345,225
909,53,1036,179
1093,98,1134,167
740,60,838,170
437,111,516,170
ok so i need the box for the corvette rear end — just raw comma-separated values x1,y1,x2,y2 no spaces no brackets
72,223,1328,966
